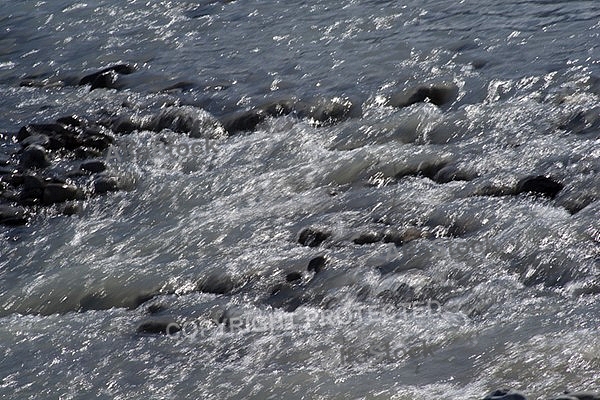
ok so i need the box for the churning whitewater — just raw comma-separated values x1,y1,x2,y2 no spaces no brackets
0,0,599,399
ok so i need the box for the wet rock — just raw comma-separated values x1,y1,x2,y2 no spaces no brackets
298,227,331,247
265,284,305,312
79,64,136,90
285,271,303,283
110,116,143,134
220,97,359,134
0,205,29,226
433,164,477,184
56,114,89,128
198,273,234,295
80,159,107,173
515,175,563,198
20,175,46,203
220,99,296,134
382,230,404,246
136,317,181,335
482,389,527,400
147,303,168,314
42,183,80,205
394,159,450,180
221,109,267,134
389,83,459,108
307,255,327,273
20,134,50,148
149,106,225,138
74,147,103,159
60,202,82,216
20,145,50,169
17,123,70,143
296,97,361,126
353,231,384,245
79,290,158,311
552,392,600,400
93,176,119,194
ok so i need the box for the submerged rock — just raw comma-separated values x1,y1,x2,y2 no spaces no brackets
198,273,235,295
298,227,332,247
285,271,303,283
552,393,600,400
79,64,137,91
220,97,360,134
307,255,327,274
515,175,564,198
0,205,29,226
482,389,527,400
93,176,119,194
149,106,225,138
80,159,107,174
220,99,297,134
20,144,50,169
353,231,384,245
42,183,80,205
136,317,181,335
388,83,459,108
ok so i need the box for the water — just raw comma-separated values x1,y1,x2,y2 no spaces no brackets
1,1,599,399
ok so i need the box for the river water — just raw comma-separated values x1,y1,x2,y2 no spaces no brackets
1,1,599,399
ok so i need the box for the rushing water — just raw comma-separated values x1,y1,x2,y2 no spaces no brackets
1,1,599,399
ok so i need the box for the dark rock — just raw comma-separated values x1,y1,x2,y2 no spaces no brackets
80,131,113,151
198,273,234,295
298,227,331,247
20,134,50,148
433,164,477,183
20,145,50,169
60,202,81,216
555,393,600,400
285,271,303,283
394,159,449,180
482,389,527,400
42,183,80,205
136,317,181,335
74,147,103,159
382,230,404,246
79,290,158,311
56,114,88,128
515,175,564,198
389,83,459,108
296,97,361,126
80,160,107,173
147,303,168,314
93,176,119,194
0,205,29,226
220,97,359,134
79,64,136,90
307,255,327,274
353,231,384,245
110,116,143,134
19,175,46,203
17,123,69,143
265,284,305,312
220,109,270,134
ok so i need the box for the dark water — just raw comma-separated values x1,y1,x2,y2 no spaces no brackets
1,1,599,399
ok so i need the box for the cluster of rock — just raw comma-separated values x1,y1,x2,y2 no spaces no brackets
483,389,600,400
3,64,467,228
0,114,122,226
